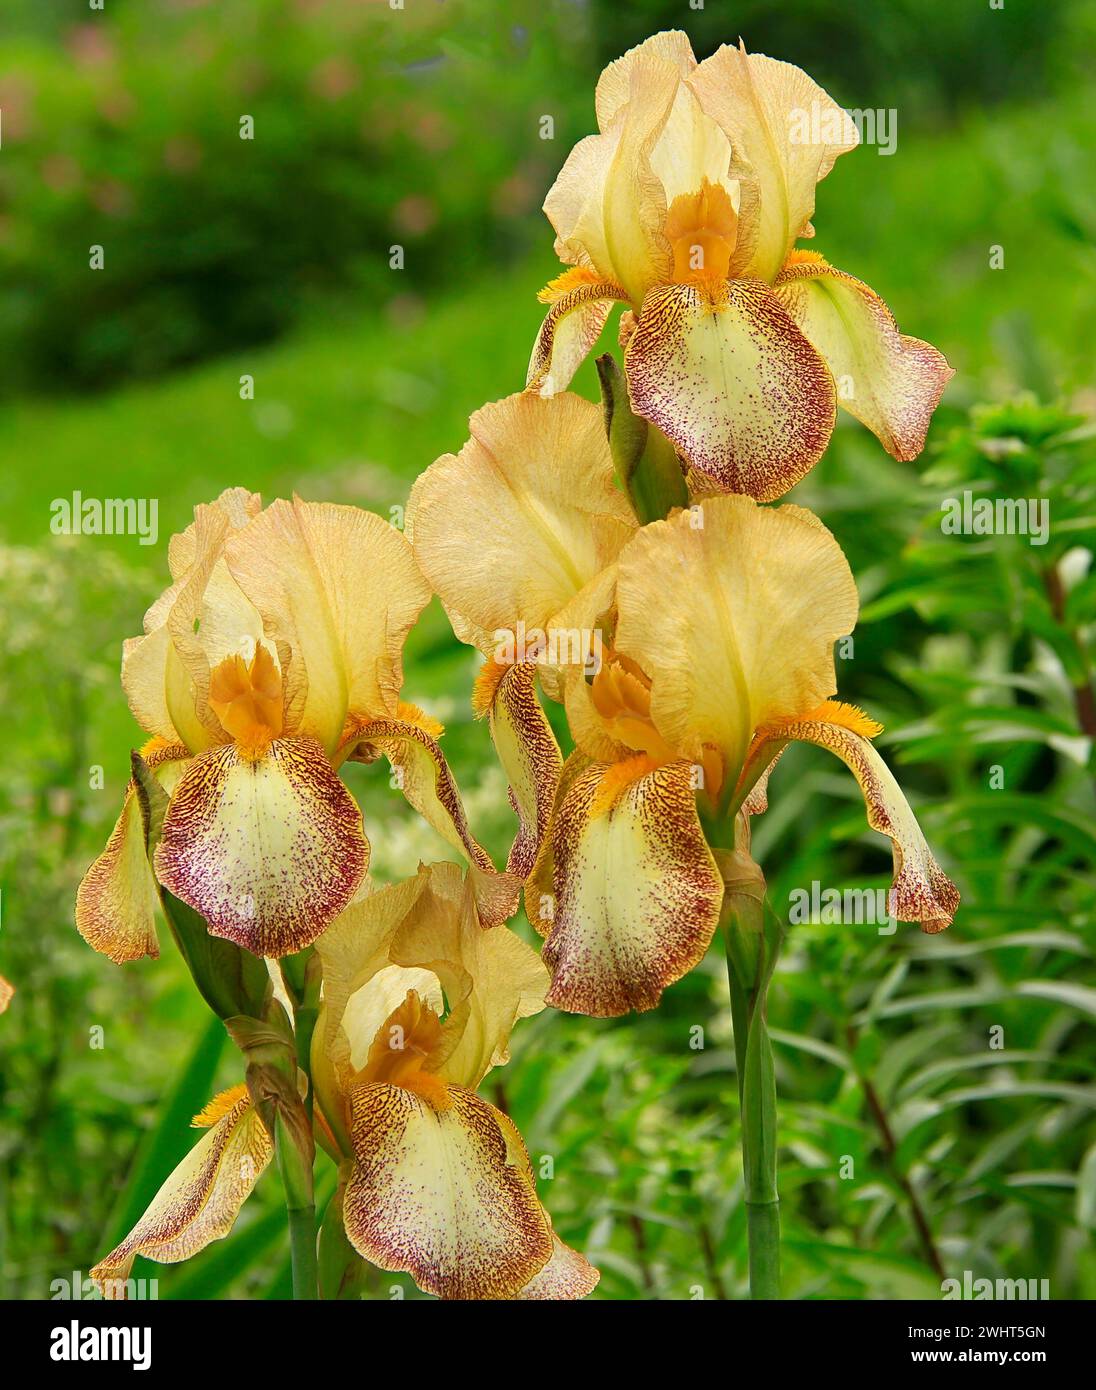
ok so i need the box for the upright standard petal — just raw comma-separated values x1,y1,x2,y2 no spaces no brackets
689,43,859,283
122,490,262,753
225,499,430,754
154,736,368,957
408,392,636,647
613,497,859,779
594,30,697,130
91,1085,272,1297
739,707,959,932
529,755,723,1017
75,741,190,963
343,1083,553,1300
625,279,836,498
545,50,683,303
774,255,954,461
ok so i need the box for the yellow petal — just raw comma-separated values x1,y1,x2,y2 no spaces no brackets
343,1082,553,1300
312,874,432,1138
154,736,368,957
75,742,191,963
0,975,14,1014
389,864,549,1089
594,30,696,130
774,258,954,461
625,279,836,498
689,43,859,282
225,498,430,755
530,755,723,1017
122,491,263,753
474,660,563,879
740,716,959,932
527,272,627,397
408,392,636,648
315,863,546,1106
340,712,521,928
91,1087,271,1297
613,496,859,778
517,1233,600,1300
545,51,682,302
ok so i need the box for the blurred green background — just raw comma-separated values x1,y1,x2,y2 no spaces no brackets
1,0,1094,1301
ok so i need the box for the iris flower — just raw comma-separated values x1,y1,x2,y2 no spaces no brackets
410,393,959,1016
528,31,953,500
76,488,514,962
92,863,598,1301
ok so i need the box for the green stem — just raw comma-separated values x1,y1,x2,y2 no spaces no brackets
276,947,322,1299
724,897,784,1300
285,1197,318,1301
276,1112,317,1300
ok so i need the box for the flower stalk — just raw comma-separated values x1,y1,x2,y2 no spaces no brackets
724,896,784,1300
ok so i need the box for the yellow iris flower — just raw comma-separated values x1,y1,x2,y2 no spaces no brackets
410,392,960,1017
91,863,599,1302
76,488,516,962
528,31,953,500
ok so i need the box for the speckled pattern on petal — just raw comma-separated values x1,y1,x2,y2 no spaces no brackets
625,278,836,499
343,1082,552,1300
743,719,959,932
775,259,953,461
531,756,723,1017
154,735,367,957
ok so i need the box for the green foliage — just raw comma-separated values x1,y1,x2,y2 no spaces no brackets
0,0,586,394
0,0,1092,1303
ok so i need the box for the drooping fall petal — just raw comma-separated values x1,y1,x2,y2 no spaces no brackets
613,496,859,778
774,255,954,461
529,755,723,1017
75,741,191,964
739,708,959,932
473,659,563,878
154,736,367,957
340,710,521,928
517,1233,601,1300
91,1085,272,1297
689,42,859,283
343,1082,553,1300
624,279,836,498
408,392,636,650
527,271,627,397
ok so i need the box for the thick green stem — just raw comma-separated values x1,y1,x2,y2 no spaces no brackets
285,1196,318,1301
746,1199,781,1300
276,1111,317,1300
276,947,322,1299
724,895,784,1300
